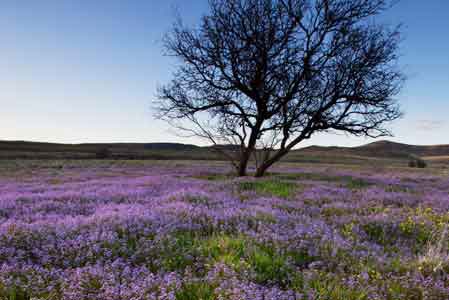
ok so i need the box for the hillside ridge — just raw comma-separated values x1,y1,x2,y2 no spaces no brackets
1,139,448,161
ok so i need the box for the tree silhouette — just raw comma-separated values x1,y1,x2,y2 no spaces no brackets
157,0,404,177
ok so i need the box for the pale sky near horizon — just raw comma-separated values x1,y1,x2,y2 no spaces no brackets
1,0,448,147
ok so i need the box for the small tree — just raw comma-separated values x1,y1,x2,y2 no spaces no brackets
408,159,417,168
416,159,427,169
95,147,111,159
157,0,404,177
408,156,427,169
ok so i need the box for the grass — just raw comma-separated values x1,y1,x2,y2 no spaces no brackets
345,178,372,189
306,276,369,300
237,179,297,198
271,172,344,182
195,171,371,193
185,195,211,206
192,174,233,181
360,217,432,252
157,231,313,289
0,285,30,300
271,172,372,190
175,282,216,300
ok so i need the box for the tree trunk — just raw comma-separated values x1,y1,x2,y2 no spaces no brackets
254,149,288,177
254,164,269,177
238,154,249,176
237,121,263,177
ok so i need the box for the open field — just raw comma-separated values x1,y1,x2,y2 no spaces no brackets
2,140,449,168
1,160,449,299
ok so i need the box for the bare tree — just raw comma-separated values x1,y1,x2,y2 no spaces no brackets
157,0,404,177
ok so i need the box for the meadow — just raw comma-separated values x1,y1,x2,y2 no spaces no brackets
0,160,448,299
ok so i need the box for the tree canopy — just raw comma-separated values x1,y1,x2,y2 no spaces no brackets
157,0,404,177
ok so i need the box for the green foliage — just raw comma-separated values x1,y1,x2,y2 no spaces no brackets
384,184,412,193
185,195,211,206
0,282,61,300
408,158,427,168
156,232,248,273
398,216,432,247
385,281,424,300
203,237,249,279
361,217,432,250
305,274,369,300
417,207,449,230
238,180,296,198
248,245,290,285
206,237,309,287
345,178,372,190
0,285,30,300
80,273,103,296
272,172,342,181
193,174,232,181
175,282,216,300
362,222,391,245
246,212,277,232
341,222,357,239
157,232,312,289
322,207,351,217
100,227,155,264
159,231,200,272
273,173,371,190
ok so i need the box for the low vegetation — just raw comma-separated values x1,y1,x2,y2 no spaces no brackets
409,157,428,168
0,161,448,299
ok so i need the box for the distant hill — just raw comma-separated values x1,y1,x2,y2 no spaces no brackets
1,139,448,164
0,141,197,152
143,143,199,151
209,144,241,151
355,140,449,157
299,140,449,159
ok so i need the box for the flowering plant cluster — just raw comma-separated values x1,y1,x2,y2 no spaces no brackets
0,161,448,299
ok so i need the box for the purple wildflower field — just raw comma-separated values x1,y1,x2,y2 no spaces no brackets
1,160,449,299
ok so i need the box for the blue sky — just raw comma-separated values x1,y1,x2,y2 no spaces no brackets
1,0,448,147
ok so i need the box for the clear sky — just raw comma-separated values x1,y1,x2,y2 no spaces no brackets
1,0,448,147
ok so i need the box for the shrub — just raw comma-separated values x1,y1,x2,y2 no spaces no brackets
408,158,427,168
416,159,427,168
95,148,111,159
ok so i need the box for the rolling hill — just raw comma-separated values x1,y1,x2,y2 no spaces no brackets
1,140,448,165
299,140,449,159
